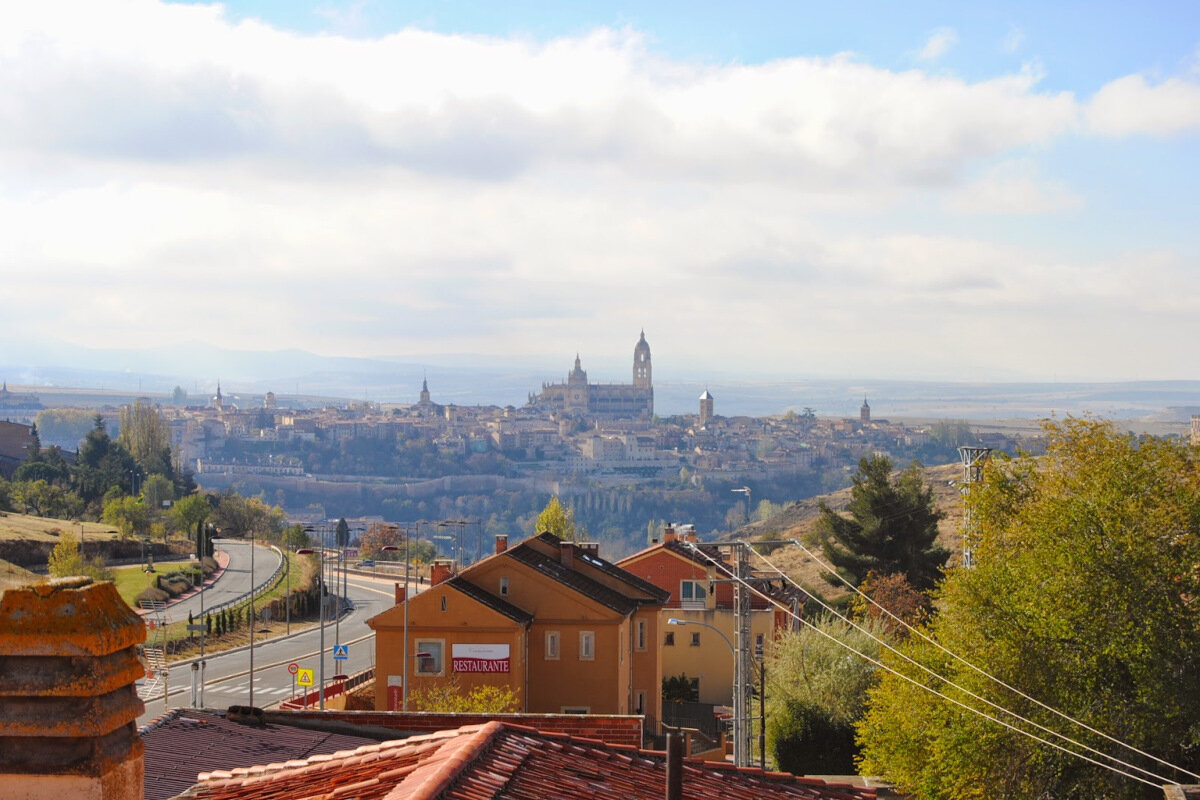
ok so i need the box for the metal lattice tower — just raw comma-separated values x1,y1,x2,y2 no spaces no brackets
957,446,992,569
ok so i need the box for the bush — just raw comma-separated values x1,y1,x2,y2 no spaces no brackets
136,586,169,605
769,698,858,775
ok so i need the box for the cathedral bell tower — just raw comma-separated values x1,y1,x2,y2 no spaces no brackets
633,330,652,389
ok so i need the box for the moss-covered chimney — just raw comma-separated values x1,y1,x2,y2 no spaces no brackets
0,577,146,800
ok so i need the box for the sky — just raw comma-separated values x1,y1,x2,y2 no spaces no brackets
1,1,1198,385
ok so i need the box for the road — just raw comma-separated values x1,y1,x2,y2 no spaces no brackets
138,570,412,726
147,539,282,623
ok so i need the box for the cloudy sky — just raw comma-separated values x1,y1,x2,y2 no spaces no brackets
1,1,1197,385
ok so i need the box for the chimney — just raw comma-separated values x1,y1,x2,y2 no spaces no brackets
395,583,406,605
0,577,146,800
495,534,508,554
683,524,698,543
559,542,574,570
663,524,677,544
665,732,683,800
430,559,455,586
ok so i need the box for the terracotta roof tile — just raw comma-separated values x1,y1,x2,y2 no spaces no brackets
172,721,875,800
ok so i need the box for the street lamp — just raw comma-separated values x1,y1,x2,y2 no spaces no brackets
381,521,416,710
296,546,329,709
667,617,747,767
731,487,751,527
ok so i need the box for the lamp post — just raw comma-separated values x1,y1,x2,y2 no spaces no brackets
248,527,256,708
381,520,414,710
296,546,328,709
667,617,747,766
731,487,751,527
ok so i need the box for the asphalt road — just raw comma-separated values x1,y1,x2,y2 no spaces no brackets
147,539,282,624
138,569,411,726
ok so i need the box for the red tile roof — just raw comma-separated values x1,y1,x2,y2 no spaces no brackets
172,721,876,800
142,709,386,800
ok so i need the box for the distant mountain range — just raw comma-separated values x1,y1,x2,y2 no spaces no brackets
3,342,1200,422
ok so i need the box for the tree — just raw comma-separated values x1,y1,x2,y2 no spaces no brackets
74,416,137,507
102,494,150,539
210,492,282,540
766,613,890,775
118,399,173,477
170,493,212,537
813,455,946,591
281,524,311,552
335,517,350,548
47,533,85,577
142,473,175,515
857,420,1200,800
359,522,403,559
533,496,579,541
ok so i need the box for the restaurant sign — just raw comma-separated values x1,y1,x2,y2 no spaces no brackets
452,643,511,673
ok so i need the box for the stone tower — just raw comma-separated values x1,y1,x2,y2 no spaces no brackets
699,389,714,426
860,397,871,423
633,330,651,389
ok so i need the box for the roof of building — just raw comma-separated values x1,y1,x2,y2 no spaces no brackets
506,543,651,615
446,575,533,624
142,708,389,800
531,532,670,603
172,721,877,800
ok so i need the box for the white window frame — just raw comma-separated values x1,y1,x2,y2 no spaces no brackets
415,638,445,676
545,630,560,660
579,630,595,661
680,580,707,609
636,619,647,651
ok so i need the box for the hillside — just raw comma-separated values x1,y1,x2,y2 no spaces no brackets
0,558,38,590
0,511,121,543
733,462,966,601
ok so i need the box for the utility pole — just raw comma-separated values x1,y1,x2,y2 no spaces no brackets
732,541,752,767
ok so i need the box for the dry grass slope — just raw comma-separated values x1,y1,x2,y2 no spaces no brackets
737,462,965,602
0,511,121,543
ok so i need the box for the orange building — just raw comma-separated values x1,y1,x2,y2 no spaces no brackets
368,533,669,729
617,525,801,706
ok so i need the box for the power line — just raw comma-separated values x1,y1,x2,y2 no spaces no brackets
772,537,1200,783
684,542,1173,791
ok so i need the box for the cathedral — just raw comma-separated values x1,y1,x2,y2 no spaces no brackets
529,332,654,421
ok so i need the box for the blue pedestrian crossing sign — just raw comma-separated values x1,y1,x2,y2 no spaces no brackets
332,644,349,660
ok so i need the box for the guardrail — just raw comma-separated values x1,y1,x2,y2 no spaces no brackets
196,542,288,620
278,666,374,710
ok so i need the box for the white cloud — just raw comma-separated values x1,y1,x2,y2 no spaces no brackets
917,27,958,62
945,159,1083,215
0,1,1195,383
1001,26,1025,54
1088,74,1200,136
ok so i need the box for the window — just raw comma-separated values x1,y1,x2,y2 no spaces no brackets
415,639,444,676
680,580,707,608
561,706,591,714
579,630,595,660
440,596,447,612
755,633,765,658
690,632,701,647
545,630,560,660
499,576,509,596
636,619,647,651
635,691,645,714
664,632,675,646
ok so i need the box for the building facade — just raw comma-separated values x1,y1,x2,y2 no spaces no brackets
529,332,654,421
369,533,668,728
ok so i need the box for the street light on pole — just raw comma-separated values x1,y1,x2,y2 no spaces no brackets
667,617,748,767
297,544,328,709
381,520,414,711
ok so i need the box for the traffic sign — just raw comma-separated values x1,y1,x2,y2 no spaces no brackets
332,644,349,661
296,668,314,687
287,662,299,675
